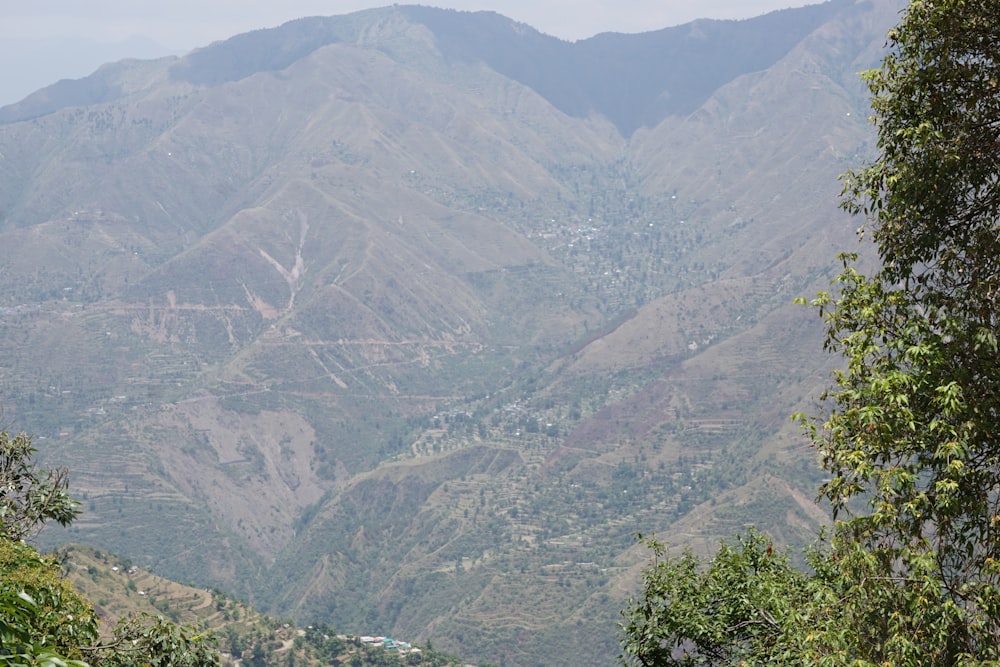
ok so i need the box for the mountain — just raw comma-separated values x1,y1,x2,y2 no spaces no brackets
0,1,905,665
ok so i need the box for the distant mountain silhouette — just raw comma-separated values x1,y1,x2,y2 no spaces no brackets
400,1,857,133
3,0,860,135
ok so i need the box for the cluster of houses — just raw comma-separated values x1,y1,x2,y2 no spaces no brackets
359,636,422,657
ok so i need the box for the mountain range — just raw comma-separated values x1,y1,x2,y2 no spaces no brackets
0,1,904,664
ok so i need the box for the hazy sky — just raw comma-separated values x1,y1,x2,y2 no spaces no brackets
0,1,821,105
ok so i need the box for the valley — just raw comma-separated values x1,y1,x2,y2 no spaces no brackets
0,1,905,664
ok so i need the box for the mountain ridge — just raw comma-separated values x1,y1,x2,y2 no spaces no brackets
2,0,863,135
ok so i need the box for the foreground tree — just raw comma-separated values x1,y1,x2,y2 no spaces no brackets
0,432,218,666
813,0,1000,661
619,531,814,666
0,431,79,541
623,1,1000,664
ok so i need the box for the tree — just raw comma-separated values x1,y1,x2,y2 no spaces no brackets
622,1,1000,664
810,0,1000,661
0,431,78,540
619,530,813,666
0,539,94,667
88,613,218,667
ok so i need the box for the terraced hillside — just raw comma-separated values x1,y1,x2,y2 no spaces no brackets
0,1,906,665
60,544,463,666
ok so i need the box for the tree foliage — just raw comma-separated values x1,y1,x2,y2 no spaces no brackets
619,530,813,666
0,539,97,666
813,0,1000,661
622,1,1000,664
0,432,79,541
91,613,218,667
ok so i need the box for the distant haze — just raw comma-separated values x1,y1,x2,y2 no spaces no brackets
0,1,826,106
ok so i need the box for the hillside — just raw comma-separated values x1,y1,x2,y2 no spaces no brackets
58,544,463,666
0,1,905,665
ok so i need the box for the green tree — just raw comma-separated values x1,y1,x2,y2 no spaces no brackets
619,530,813,666
89,613,218,667
0,538,100,654
809,0,1000,661
622,1,1000,664
0,539,93,667
0,431,79,540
